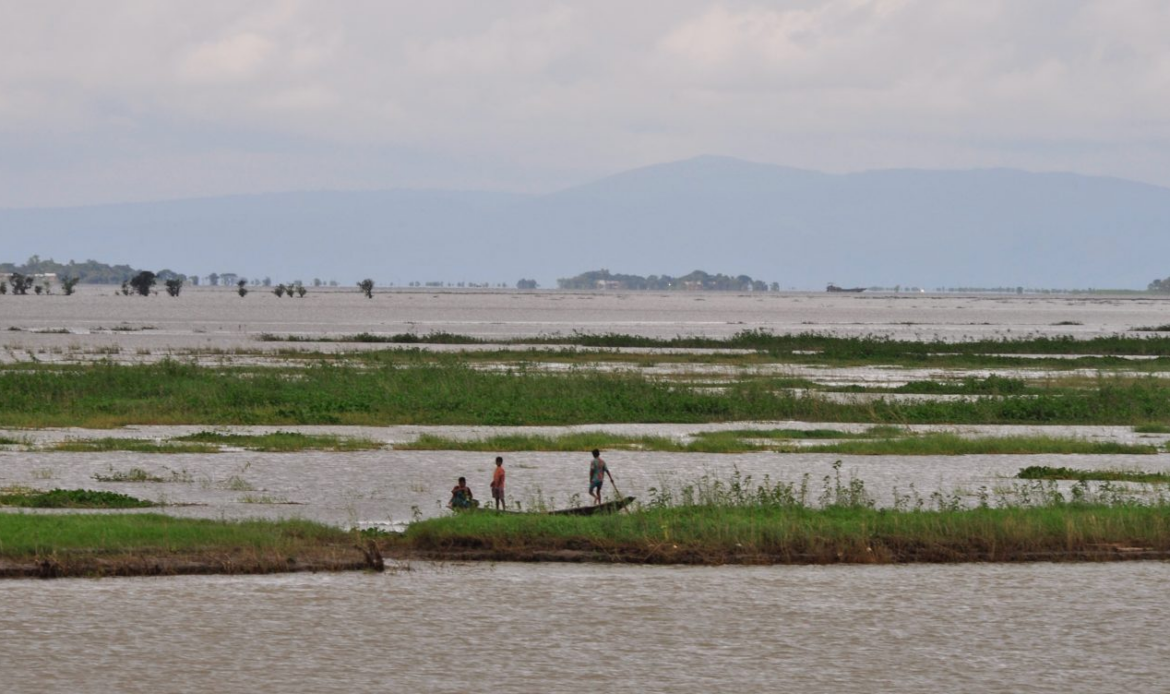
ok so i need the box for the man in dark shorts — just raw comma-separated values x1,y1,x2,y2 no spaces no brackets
589,449,613,505
450,477,474,509
490,456,506,510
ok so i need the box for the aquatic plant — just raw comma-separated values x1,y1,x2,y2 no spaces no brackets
0,488,155,508
1016,466,1170,484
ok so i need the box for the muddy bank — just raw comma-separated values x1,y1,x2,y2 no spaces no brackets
0,543,385,579
383,541,1170,566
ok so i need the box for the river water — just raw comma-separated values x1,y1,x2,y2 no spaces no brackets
4,289,1170,693
2,562,1168,694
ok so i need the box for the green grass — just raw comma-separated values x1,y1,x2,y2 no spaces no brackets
52,438,219,454
262,328,1170,357
0,513,348,557
1134,424,1170,434
1017,466,1170,484
393,504,1170,564
6,357,1170,427
801,434,1159,456
400,430,1156,455
0,488,156,508
173,431,382,452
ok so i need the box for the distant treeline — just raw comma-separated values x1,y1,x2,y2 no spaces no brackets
0,256,145,284
558,269,775,291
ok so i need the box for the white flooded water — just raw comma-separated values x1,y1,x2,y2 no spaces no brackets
3,286,1170,352
4,289,1170,693
2,562,1169,694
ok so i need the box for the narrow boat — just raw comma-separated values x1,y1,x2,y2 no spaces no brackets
547,496,636,516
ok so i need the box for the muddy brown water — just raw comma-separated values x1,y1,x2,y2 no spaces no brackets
2,562,1168,694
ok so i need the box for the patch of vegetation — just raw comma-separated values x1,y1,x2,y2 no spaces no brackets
1133,424,1170,434
53,438,219,454
1017,466,1170,484
392,470,1170,564
174,431,382,452
0,488,156,508
1133,325,1170,332
401,430,1145,456
6,358,1170,428
93,467,194,483
0,514,377,578
801,434,1157,456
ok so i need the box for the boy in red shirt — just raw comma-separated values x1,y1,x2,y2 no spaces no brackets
490,456,506,510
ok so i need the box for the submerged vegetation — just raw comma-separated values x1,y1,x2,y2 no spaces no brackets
400,430,1157,455
52,438,219,454
173,431,383,452
1016,466,1170,484
0,488,156,508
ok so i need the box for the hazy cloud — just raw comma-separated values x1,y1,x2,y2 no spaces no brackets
1,0,1168,206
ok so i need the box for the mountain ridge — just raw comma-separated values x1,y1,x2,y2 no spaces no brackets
2,156,1168,289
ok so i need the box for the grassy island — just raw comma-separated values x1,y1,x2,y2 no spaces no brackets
388,504,1170,565
0,514,383,579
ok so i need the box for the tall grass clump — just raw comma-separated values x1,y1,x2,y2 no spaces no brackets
396,466,1170,564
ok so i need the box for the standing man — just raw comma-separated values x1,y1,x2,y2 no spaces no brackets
490,456,506,510
589,449,614,505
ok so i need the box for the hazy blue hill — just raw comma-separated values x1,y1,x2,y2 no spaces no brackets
2,157,1168,288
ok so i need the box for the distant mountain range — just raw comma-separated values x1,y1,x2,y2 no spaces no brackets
3,155,1168,289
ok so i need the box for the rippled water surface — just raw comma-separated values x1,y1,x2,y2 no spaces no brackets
3,562,1168,694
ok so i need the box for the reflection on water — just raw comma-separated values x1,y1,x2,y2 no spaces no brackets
2,562,1168,694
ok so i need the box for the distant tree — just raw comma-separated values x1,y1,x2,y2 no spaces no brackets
358,279,374,298
273,284,286,298
237,279,248,297
329,280,338,287
189,275,200,286
33,284,43,295
9,273,33,295
41,280,52,294
295,283,307,298
62,277,80,296
120,280,131,296
0,280,6,295
207,273,220,286
262,277,272,287
165,277,184,297
516,279,538,289
770,282,780,292
1149,278,1170,293
129,271,157,296
312,278,322,287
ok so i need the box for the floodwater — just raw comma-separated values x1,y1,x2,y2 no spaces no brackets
3,562,1169,694
5,288,1170,694
3,287,1170,355
3,426,1169,526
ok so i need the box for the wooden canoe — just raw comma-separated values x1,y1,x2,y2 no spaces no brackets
547,496,636,516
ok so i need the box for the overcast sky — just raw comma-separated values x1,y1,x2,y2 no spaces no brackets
2,0,1168,207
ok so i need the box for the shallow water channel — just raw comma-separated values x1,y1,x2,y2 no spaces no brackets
5,438,1170,527
2,562,1168,694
